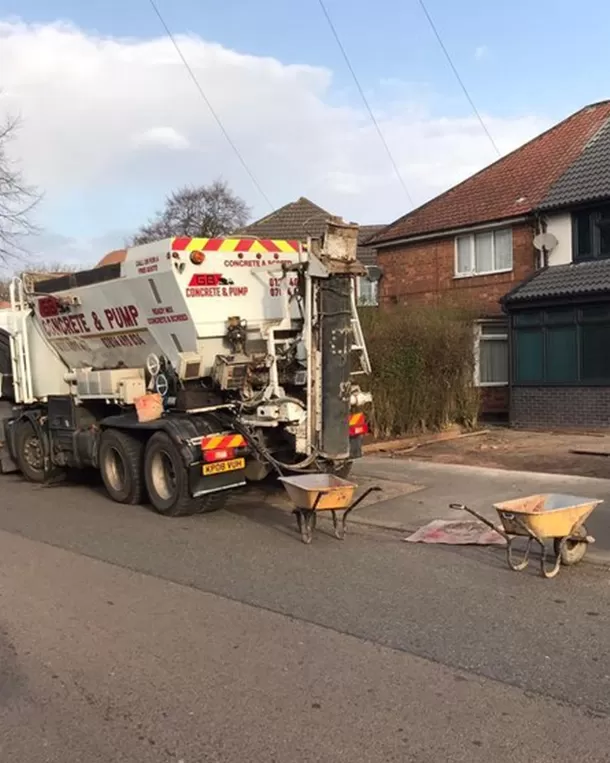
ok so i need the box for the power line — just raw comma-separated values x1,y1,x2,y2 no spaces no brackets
316,0,415,207
416,0,501,158
147,0,274,210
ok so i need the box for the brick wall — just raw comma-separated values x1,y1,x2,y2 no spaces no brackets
377,223,536,316
511,387,610,429
480,386,509,416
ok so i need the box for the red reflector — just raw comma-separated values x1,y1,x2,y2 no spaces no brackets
203,447,235,463
190,250,205,265
349,423,369,437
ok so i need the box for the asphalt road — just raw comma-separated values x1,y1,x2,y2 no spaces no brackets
1,464,609,761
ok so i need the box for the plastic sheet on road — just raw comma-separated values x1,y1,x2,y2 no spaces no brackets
404,518,506,546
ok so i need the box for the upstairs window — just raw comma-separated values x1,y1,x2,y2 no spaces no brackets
455,228,513,277
573,204,610,261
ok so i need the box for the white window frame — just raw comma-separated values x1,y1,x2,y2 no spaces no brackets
474,320,509,387
455,228,513,278
356,268,379,306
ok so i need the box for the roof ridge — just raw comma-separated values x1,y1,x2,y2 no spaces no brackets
239,196,331,233
294,196,332,214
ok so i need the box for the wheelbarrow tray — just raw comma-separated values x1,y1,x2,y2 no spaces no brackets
279,474,356,511
493,494,602,539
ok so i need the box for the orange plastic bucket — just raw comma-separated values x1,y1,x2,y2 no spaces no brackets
135,393,163,423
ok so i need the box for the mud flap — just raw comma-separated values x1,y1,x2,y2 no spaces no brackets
188,463,247,498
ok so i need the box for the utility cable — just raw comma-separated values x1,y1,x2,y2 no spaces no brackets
416,0,501,157
147,0,274,210
316,0,415,207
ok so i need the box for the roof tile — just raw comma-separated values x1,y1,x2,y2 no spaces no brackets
539,118,610,209
503,259,610,305
237,198,385,267
373,102,610,245
236,197,330,240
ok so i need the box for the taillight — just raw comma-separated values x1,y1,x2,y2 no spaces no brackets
203,447,235,463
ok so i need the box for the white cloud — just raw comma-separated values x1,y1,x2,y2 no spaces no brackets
475,45,489,61
0,18,548,263
134,126,190,151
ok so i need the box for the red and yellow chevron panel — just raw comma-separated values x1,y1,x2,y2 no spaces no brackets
349,412,366,426
172,237,300,254
201,433,246,451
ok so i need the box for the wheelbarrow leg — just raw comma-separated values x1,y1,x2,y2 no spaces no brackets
539,539,562,579
299,510,316,544
331,510,342,540
506,537,533,571
294,510,315,544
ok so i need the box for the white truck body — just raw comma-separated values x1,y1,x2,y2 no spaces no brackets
0,218,372,517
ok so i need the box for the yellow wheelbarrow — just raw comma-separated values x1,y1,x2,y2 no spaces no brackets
450,494,602,579
280,473,381,544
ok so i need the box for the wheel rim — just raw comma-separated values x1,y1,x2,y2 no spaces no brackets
23,434,43,471
104,446,126,492
150,450,176,502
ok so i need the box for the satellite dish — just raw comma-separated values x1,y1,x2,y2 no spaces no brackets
533,232,558,252
367,265,383,282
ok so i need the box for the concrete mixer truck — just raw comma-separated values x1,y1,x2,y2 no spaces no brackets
0,217,372,516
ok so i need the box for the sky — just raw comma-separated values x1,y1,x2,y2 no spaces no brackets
0,0,609,267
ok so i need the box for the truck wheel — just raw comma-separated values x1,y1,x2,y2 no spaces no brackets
99,430,145,505
144,432,198,517
15,419,46,483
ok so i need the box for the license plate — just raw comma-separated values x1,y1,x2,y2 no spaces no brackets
202,458,245,476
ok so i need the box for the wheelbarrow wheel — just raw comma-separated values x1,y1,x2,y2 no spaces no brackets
554,526,588,566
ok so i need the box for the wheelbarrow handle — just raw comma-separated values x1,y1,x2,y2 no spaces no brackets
349,485,382,512
448,502,509,540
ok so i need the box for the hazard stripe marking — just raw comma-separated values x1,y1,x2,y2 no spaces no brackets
171,237,300,254
201,433,246,450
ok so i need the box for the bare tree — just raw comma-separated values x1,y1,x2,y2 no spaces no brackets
131,180,250,245
0,115,40,263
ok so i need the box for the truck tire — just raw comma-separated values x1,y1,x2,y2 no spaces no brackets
144,432,228,517
144,431,225,517
99,429,145,505
14,419,46,482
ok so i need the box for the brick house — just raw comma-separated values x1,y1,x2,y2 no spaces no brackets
237,197,385,304
369,100,610,421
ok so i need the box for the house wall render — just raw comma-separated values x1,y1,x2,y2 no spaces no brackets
545,213,573,265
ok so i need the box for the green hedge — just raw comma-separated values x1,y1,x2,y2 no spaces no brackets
359,306,479,438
